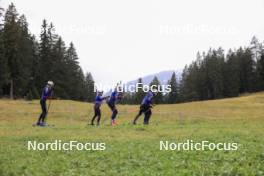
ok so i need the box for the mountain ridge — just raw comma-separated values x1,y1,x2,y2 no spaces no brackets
125,70,182,86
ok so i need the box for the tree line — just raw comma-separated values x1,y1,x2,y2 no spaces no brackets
0,3,95,101
1,3,264,104
122,37,264,104
179,37,264,103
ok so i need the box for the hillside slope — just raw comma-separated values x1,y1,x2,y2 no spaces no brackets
1,92,263,123
0,93,263,175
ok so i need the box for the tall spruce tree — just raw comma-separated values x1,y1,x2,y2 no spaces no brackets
3,3,32,98
205,48,225,99
168,72,178,103
237,47,256,93
3,3,18,98
250,36,262,61
134,78,145,104
256,54,264,90
65,42,87,100
16,14,35,97
29,35,40,98
223,49,240,97
180,62,201,101
0,7,8,96
0,3,94,101
83,72,95,102
51,36,68,98
37,19,51,90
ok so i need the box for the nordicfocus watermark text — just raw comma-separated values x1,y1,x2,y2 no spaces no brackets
94,83,171,93
27,140,106,151
160,140,238,151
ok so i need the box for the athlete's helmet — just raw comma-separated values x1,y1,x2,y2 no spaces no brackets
47,80,54,87
97,90,103,95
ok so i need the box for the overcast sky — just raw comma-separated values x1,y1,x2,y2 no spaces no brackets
1,0,264,84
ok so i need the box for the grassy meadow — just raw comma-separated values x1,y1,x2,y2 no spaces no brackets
0,93,264,175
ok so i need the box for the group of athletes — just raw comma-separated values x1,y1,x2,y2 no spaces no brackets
36,81,156,126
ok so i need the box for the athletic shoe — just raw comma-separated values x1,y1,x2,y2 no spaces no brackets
111,120,117,126
39,122,46,127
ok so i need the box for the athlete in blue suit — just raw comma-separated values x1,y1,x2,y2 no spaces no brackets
133,90,155,125
36,81,54,126
107,88,123,125
91,91,109,125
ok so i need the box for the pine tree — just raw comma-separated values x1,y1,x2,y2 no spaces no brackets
37,19,51,90
178,65,188,102
134,78,145,104
0,3,93,101
237,47,256,93
16,14,35,97
0,22,8,96
179,62,200,101
29,35,40,98
250,36,262,61
180,48,225,101
168,72,178,103
83,72,95,102
223,49,240,97
64,42,88,100
206,48,225,99
3,3,30,98
76,68,86,100
256,54,264,90
0,6,6,95
48,23,58,48
196,53,208,100
51,36,68,98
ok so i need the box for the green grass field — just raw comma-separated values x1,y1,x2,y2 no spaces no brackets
0,93,264,176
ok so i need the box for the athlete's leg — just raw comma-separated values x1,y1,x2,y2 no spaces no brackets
38,100,47,124
97,109,101,125
133,105,144,124
144,108,152,125
91,106,99,125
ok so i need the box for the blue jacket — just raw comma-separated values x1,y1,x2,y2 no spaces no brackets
41,85,52,101
94,95,104,107
108,90,118,104
141,91,154,106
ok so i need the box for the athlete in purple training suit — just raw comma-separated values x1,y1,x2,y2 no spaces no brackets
133,90,155,125
36,81,54,126
91,91,109,125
